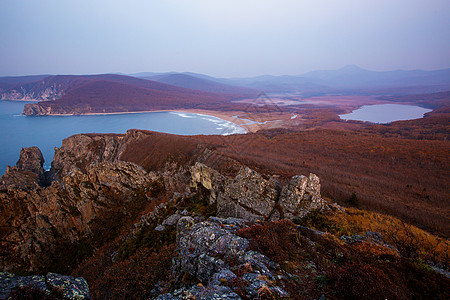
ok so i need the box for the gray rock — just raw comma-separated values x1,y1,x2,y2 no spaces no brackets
241,272,259,283
156,285,241,300
191,163,326,223
278,173,325,219
46,272,91,299
341,232,400,255
341,234,366,244
197,254,226,283
210,269,237,286
155,224,166,232
163,213,182,226
166,217,286,299
177,216,196,244
0,272,91,299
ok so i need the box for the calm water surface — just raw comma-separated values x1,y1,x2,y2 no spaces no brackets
339,104,432,123
0,101,244,173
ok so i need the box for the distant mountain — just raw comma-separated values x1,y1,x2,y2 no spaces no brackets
140,73,258,95
301,65,450,89
18,74,244,115
217,65,450,95
0,73,234,102
3,66,450,106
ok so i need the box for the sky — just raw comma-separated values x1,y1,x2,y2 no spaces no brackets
1,0,449,77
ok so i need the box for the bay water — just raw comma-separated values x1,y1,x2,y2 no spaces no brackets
0,101,244,174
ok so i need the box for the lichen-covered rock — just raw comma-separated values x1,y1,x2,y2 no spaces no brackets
159,217,289,299
218,167,279,221
46,273,91,299
210,269,237,286
0,272,91,299
156,284,241,300
278,173,326,219
191,163,326,222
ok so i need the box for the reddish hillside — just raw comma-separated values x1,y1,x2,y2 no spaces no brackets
23,79,243,115
192,129,450,237
102,127,450,237
21,74,247,115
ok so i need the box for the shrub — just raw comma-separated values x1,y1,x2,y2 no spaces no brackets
347,192,359,207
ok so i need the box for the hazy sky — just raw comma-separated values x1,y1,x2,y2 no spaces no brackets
1,0,449,77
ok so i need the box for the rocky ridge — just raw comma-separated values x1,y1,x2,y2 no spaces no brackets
1,129,449,299
0,130,326,274
156,216,287,299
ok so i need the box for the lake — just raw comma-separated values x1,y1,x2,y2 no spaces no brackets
339,104,432,124
0,101,245,173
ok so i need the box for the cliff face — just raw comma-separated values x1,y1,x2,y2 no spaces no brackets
0,132,161,272
0,130,326,273
22,102,54,116
0,84,65,101
0,76,88,101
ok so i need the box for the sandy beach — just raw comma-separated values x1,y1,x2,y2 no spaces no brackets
45,109,262,133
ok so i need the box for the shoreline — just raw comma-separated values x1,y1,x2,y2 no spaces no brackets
38,109,253,133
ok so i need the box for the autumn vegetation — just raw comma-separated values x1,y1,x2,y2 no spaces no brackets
236,217,449,299
196,126,449,237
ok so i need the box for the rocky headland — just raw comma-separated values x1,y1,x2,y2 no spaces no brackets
0,130,448,299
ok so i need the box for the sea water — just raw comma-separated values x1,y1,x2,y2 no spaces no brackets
0,101,245,173
339,104,432,124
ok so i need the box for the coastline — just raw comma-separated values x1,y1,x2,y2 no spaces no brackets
38,109,253,133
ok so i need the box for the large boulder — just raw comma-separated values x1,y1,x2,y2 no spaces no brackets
190,163,326,222
278,173,325,219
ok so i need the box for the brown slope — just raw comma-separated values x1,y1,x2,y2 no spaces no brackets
23,79,240,115
91,127,450,237
191,130,450,237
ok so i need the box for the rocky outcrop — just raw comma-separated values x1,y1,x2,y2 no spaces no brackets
23,102,53,116
16,147,45,176
0,130,326,273
51,133,124,179
0,147,47,190
0,272,91,299
190,162,326,222
278,173,324,219
0,134,164,272
156,217,289,299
